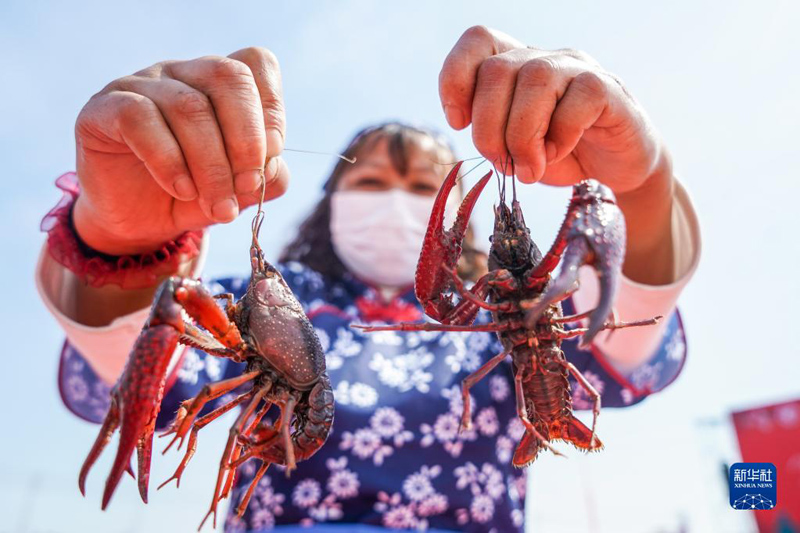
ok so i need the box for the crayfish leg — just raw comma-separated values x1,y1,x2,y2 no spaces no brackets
159,391,253,491
200,388,267,531
235,461,270,518
443,267,513,321
547,316,661,345
352,322,513,333
221,446,243,501
458,349,509,432
159,426,200,491
562,361,603,450
279,395,299,475
221,394,273,502
163,370,260,453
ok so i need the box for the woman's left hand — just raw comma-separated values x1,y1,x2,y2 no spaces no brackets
438,26,671,192
440,26,685,286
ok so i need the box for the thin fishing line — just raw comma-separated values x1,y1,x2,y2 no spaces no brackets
251,165,269,267
510,158,517,202
283,147,357,164
461,158,489,180
429,155,485,166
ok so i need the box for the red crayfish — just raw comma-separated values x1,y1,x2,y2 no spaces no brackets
78,179,334,529
356,161,658,466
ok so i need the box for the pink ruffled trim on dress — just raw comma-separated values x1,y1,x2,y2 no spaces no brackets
41,172,203,289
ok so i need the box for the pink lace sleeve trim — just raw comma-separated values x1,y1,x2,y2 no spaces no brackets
40,172,203,289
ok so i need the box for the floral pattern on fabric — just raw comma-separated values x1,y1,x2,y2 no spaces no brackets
340,407,414,466
58,262,687,532
374,465,450,530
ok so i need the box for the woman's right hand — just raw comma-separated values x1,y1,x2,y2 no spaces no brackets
73,47,290,255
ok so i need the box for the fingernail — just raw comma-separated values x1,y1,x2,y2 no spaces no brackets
545,141,558,164
235,170,262,194
444,105,466,129
173,175,197,200
211,198,239,222
266,128,284,157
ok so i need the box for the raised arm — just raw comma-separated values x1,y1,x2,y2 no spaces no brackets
46,47,290,323
437,26,700,370
438,26,688,286
38,47,290,383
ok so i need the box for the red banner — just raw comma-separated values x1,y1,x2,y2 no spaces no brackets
732,398,800,532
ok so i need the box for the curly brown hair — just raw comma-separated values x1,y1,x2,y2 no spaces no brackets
279,122,487,282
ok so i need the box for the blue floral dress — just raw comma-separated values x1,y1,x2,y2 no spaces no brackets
58,262,687,532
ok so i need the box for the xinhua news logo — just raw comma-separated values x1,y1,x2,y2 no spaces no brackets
729,462,777,510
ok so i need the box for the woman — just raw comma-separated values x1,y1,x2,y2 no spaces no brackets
37,27,699,532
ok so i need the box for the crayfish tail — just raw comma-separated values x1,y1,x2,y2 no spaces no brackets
512,431,545,468
560,415,603,452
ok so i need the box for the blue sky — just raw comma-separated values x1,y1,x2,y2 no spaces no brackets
1,1,797,531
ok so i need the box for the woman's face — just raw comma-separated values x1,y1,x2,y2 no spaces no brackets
328,132,464,287
336,135,448,196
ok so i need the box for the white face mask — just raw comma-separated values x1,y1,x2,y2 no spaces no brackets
330,188,459,288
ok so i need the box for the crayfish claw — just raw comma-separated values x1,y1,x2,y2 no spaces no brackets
137,434,156,503
79,396,121,497
524,242,584,329
525,180,625,347
81,282,185,510
415,161,493,322
126,461,136,480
